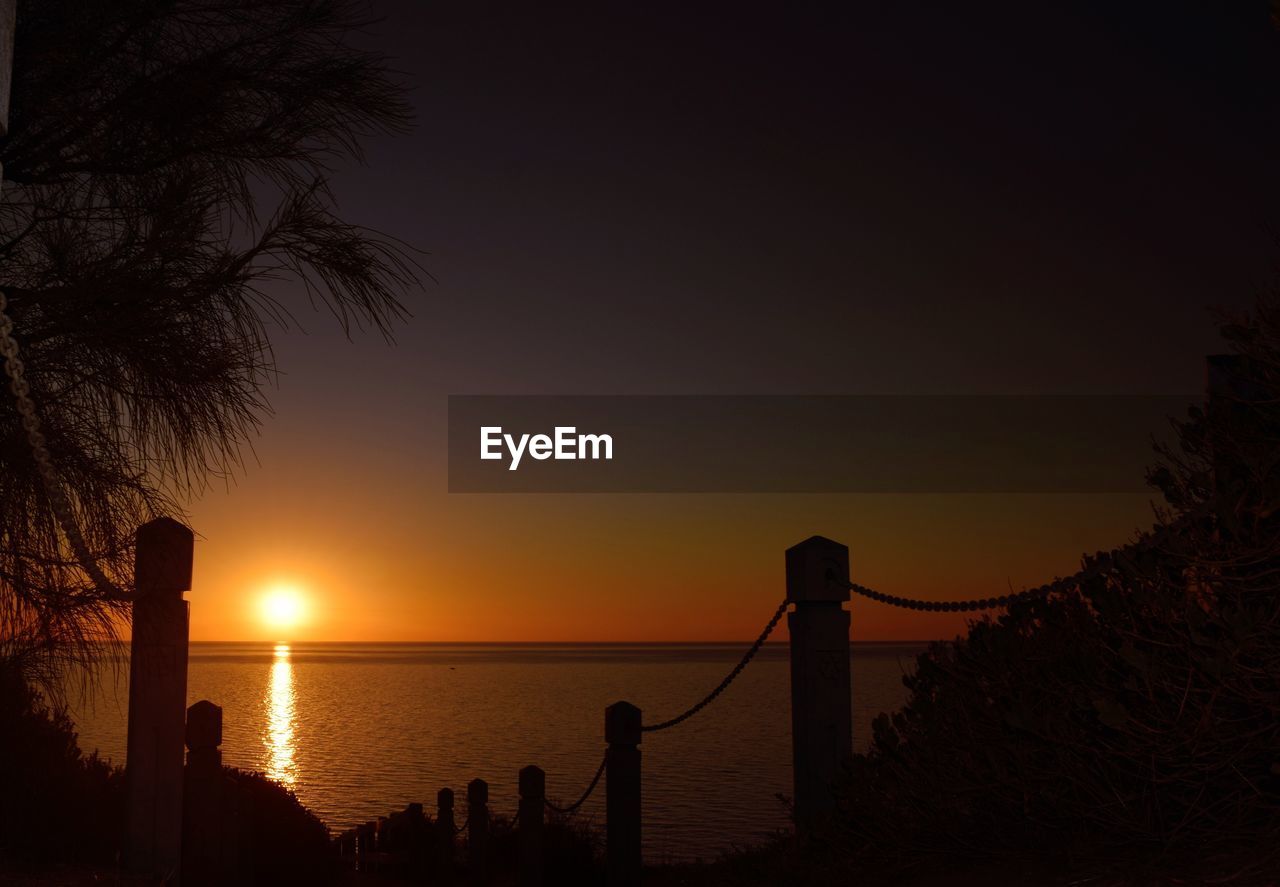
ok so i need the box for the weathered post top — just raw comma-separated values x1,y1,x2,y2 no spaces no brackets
785,535,850,603
438,787,454,809
135,517,194,597
186,700,222,750
605,700,642,745
519,765,545,797
468,778,488,805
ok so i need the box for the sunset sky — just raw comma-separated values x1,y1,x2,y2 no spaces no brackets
180,2,1280,642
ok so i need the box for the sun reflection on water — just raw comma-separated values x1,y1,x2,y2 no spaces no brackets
265,642,297,787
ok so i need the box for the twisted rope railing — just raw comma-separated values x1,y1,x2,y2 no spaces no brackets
841,519,1188,612
844,578,1069,611
641,598,788,733
544,755,607,815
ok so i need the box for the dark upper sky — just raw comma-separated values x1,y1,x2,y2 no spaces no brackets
188,1,1280,641
308,0,1280,398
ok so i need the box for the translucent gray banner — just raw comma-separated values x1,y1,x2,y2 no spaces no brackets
447,395,1195,493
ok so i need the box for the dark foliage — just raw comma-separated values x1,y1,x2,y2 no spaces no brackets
0,660,336,882
222,768,337,885
827,293,1280,883
0,0,421,692
0,660,125,868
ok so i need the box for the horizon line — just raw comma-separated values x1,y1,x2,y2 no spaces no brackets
183,638,939,645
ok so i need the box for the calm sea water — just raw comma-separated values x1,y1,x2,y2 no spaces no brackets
70,642,924,862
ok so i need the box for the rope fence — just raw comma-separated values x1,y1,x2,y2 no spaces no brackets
544,755,607,814
321,524,1204,885
641,598,788,733
844,578,1067,611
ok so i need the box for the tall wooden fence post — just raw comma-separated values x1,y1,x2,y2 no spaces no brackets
786,535,852,830
605,701,641,887
126,517,194,878
518,765,545,887
467,778,490,884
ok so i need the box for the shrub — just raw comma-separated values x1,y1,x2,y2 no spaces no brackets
832,295,1280,883
0,662,125,867
217,768,337,885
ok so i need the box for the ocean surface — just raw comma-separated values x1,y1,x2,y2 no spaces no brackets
69,641,926,862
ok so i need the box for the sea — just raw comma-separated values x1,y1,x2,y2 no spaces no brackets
69,641,926,862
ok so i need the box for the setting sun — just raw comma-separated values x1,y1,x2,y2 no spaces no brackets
259,584,308,631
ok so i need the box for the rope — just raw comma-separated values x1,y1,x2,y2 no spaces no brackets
642,598,788,733
844,578,1067,612
840,521,1188,611
544,755,606,815
0,291,126,600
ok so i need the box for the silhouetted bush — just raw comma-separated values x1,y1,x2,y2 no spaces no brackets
827,295,1280,883
221,768,337,885
488,810,603,886
0,662,125,868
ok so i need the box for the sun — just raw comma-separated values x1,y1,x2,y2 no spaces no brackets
259,583,308,632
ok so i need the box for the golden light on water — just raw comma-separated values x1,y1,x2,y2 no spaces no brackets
265,642,298,787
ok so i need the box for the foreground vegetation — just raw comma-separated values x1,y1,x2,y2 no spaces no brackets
0,661,335,885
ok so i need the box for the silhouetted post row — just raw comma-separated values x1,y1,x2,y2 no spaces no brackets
518,764,545,887
467,777,490,884
786,535,853,830
126,517,195,879
605,701,642,887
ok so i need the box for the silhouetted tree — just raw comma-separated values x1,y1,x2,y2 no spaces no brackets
0,0,420,691
833,293,1280,883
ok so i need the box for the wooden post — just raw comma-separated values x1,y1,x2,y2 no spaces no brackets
467,778,490,884
436,788,456,879
126,518,194,878
358,821,376,871
605,701,641,887
786,535,852,829
183,700,233,886
518,765,545,887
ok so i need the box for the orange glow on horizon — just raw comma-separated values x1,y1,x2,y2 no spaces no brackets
177,443,1159,644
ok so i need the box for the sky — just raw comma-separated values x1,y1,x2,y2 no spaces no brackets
184,1,1280,642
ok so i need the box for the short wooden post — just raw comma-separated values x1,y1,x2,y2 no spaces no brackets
605,701,641,887
126,517,194,878
436,788,456,878
786,535,852,829
183,700,231,885
358,821,376,871
518,765,545,887
467,778,490,884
